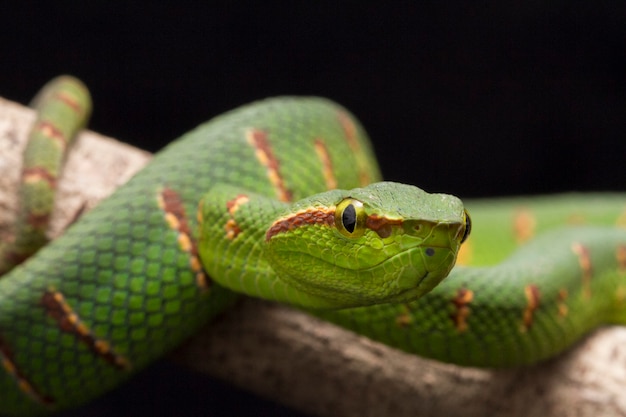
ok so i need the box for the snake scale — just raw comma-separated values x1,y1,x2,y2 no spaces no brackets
1,77,625,416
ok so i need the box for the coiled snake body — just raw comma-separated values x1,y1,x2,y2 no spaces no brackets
0,77,625,415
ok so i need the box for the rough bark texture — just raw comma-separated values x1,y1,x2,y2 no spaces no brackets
1,96,626,417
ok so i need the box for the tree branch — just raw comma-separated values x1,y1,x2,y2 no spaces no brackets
1,96,625,417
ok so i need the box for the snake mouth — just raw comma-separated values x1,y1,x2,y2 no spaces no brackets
380,244,458,303
269,225,460,308
387,271,430,303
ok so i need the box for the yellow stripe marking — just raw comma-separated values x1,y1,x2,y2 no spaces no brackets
22,166,57,188
520,284,540,332
157,188,209,291
36,120,69,149
246,129,292,202
451,288,473,332
337,112,370,186
163,212,180,231
313,138,338,190
0,335,53,405
513,208,536,244
395,304,413,327
225,194,250,240
41,290,131,370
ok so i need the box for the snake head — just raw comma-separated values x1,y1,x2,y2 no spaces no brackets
265,182,470,309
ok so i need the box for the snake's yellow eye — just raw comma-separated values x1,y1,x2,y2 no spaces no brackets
460,209,471,243
335,198,367,238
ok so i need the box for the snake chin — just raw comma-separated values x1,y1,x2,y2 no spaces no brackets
376,245,457,304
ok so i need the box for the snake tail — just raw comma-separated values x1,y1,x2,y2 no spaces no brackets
0,76,91,274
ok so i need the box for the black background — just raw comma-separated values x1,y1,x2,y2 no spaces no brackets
2,2,625,416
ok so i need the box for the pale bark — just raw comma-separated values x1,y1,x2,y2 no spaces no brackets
1,96,625,417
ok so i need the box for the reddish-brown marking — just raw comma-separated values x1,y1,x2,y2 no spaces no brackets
566,213,586,225
224,220,241,240
36,121,68,148
157,188,209,291
227,194,250,215
521,284,541,332
451,288,474,332
557,288,569,318
0,335,53,405
338,111,359,150
313,138,337,190
53,91,84,114
365,215,403,239
571,242,593,299
395,305,413,327
337,112,370,186
26,212,51,232
616,208,626,229
225,194,250,240
22,166,57,189
41,291,131,371
246,129,292,202
513,208,536,244
266,208,335,241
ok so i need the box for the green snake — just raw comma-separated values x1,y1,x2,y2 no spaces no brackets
1,77,625,416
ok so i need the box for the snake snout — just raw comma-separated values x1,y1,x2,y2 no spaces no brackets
420,222,463,272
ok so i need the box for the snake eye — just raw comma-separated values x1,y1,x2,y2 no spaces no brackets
342,204,357,233
335,198,366,238
460,209,471,243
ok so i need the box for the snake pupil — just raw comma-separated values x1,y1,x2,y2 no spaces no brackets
342,204,357,233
